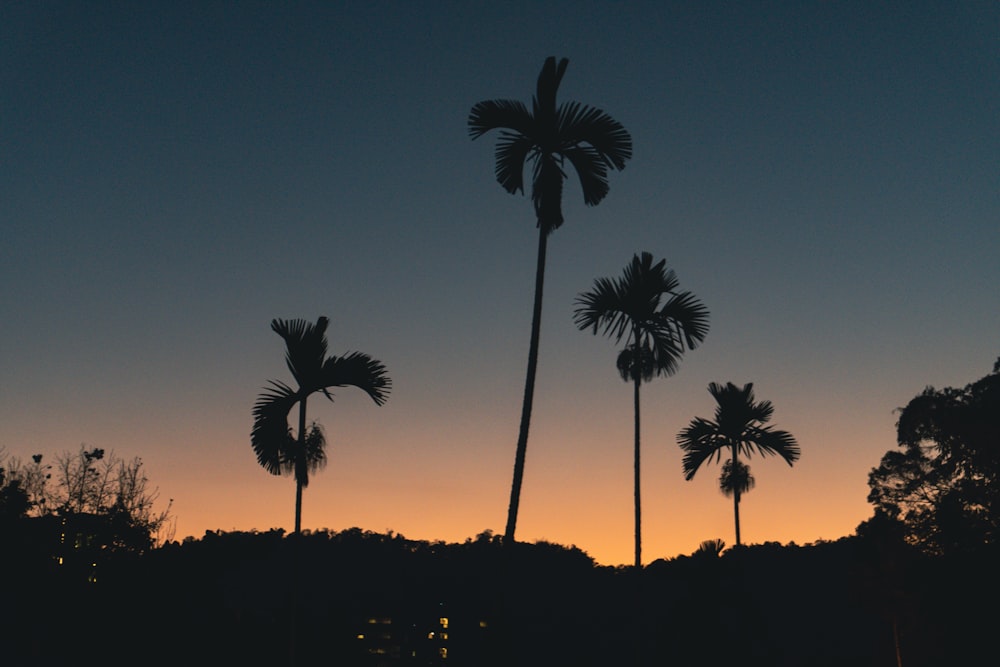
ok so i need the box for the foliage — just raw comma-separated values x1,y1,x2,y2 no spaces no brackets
867,357,1000,555
574,252,710,381
0,456,30,521
468,56,632,234
720,458,755,499
12,527,987,667
1,445,173,558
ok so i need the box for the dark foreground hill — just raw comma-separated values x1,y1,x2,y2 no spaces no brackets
4,527,996,666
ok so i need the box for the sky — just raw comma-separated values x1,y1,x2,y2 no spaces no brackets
2,1,997,567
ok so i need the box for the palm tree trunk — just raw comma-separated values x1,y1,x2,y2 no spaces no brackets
633,367,642,568
504,227,548,544
733,490,741,546
291,396,308,666
294,396,307,536
732,450,741,546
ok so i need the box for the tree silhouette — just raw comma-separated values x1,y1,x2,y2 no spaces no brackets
251,317,390,534
678,382,800,546
574,252,709,566
868,357,1000,554
469,57,632,543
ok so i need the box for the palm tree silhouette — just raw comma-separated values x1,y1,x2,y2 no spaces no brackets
574,251,709,567
677,382,800,546
251,317,390,534
469,57,632,544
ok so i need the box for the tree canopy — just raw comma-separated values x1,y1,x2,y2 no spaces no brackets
867,357,1000,554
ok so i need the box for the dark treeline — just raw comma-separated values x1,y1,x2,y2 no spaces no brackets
4,526,996,667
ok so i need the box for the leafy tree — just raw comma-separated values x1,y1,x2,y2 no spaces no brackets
469,57,632,544
574,251,709,566
867,357,1000,554
1,445,173,558
0,460,30,522
678,382,800,546
55,446,174,551
2,452,52,514
251,316,391,534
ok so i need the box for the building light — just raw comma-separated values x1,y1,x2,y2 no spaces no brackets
439,617,449,629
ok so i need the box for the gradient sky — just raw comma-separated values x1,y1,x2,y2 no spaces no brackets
2,1,997,566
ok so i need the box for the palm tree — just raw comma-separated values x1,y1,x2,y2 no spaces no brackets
694,538,726,559
677,382,800,546
574,252,709,567
469,57,632,543
251,316,390,534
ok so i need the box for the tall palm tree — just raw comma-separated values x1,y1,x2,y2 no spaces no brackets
469,57,632,544
574,252,709,567
677,382,800,546
251,316,390,534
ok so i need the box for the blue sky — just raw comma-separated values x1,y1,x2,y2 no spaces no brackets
2,1,997,565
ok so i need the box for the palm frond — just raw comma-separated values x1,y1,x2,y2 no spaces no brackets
720,459,755,498
710,382,757,433
561,144,610,206
645,326,684,377
677,418,729,479
557,101,632,170
746,426,801,465
297,421,328,488
319,352,392,406
573,276,631,341
533,56,568,120
468,99,532,139
271,317,329,390
616,344,655,383
694,539,726,557
680,382,800,479
494,132,534,195
250,380,300,476
657,290,711,350
577,252,708,382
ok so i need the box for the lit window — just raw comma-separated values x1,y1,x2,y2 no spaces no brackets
427,632,435,640
439,617,449,629
356,634,365,640
439,647,448,659
440,632,448,641
479,620,488,628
